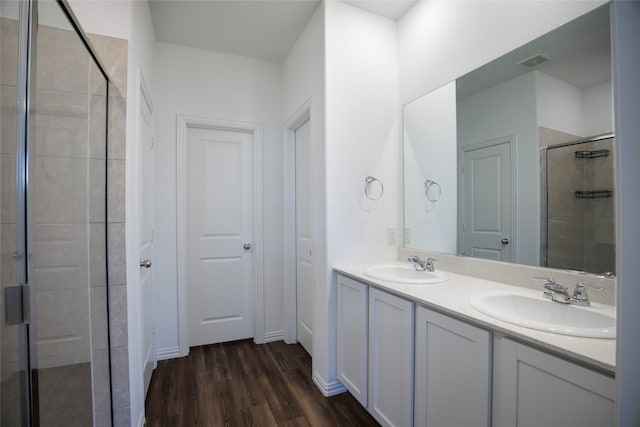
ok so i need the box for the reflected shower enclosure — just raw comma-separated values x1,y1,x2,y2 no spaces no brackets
1,0,112,425
542,134,615,275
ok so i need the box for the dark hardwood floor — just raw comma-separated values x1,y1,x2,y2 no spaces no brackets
145,339,380,426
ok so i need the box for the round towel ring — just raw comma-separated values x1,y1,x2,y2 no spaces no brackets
365,176,384,201
425,179,441,202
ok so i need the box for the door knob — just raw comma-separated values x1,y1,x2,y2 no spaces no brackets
501,238,510,245
243,243,252,250
140,259,152,268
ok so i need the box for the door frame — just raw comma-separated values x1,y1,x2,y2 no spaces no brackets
283,100,312,345
457,135,517,261
176,115,264,356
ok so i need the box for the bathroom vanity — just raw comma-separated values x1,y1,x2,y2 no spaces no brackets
335,264,615,427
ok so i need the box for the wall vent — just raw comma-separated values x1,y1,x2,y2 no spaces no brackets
517,54,552,69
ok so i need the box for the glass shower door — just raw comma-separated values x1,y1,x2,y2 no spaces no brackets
30,0,110,425
2,0,111,424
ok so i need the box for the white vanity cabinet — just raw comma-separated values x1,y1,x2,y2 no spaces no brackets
493,337,615,427
368,287,415,427
336,270,615,427
414,306,491,427
336,275,369,406
336,276,415,427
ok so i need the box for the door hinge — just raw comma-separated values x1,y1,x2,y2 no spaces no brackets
151,229,155,242
150,137,155,149
5,285,30,325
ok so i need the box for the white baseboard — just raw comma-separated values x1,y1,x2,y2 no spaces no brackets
263,330,285,343
156,346,182,360
312,371,347,397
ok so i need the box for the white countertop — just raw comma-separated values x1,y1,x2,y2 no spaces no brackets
334,262,616,375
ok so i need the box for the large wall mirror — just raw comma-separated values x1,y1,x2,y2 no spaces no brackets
403,4,615,276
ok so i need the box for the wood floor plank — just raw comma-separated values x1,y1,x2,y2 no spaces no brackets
282,417,312,427
145,340,379,426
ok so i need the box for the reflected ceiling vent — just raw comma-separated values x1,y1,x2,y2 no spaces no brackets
517,54,552,69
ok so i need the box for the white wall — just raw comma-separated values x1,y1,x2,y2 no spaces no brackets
583,80,614,136
535,73,614,138
457,72,539,265
68,0,131,40
322,0,400,393
152,42,284,355
398,1,607,104
403,81,457,253
284,4,324,120
535,71,585,136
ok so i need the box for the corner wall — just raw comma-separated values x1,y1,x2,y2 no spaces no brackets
320,1,400,393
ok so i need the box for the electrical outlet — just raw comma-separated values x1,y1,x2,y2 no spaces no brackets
404,227,411,245
387,227,397,245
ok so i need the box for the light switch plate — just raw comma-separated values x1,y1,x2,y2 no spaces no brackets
387,227,397,245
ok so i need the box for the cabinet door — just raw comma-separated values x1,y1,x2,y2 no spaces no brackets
368,288,414,427
336,275,369,406
493,337,615,427
414,307,491,427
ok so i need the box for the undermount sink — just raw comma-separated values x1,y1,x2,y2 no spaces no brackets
364,263,448,284
469,291,616,339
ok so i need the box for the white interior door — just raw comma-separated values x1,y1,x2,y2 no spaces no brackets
295,120,313,354
138,81,155,396
187,127,254,347
461,141,513,261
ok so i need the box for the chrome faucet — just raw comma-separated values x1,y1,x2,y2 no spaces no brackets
535,277,604,306
535,277,571,304
408,255,436,272
570,282,604,306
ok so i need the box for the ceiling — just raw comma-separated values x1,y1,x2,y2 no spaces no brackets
148,0,416,63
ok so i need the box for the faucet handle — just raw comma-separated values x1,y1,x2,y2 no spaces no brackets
574,282,604,294
533,276,556,286
571,282,603,306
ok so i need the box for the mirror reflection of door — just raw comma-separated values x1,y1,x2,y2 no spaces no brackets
461,139,513,261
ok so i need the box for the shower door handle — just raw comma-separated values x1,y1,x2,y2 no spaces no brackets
501,238,510,245
140,259,152,268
